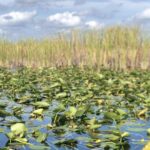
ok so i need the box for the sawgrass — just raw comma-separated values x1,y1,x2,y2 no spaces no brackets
0,25,149,70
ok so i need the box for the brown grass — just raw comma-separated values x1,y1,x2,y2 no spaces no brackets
0,25,149,70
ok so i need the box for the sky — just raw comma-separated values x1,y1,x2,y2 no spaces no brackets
0,0,150,40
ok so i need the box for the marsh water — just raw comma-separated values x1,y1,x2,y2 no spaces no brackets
0,68,150,150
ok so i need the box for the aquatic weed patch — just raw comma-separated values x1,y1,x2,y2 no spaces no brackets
0,68,150,149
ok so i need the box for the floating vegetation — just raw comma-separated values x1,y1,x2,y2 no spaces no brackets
0,67,150,149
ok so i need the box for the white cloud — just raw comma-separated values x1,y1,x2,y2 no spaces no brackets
15,0,42,5
47,12,81,26
136,8,150,19
0,29,3,34
0,28,7,35
0,0,14,6
0,11,36,25
85,21,104,29
34,25,40,30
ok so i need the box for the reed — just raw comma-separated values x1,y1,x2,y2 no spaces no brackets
0,25,149,70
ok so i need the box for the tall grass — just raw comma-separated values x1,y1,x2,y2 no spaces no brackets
0,25,149,70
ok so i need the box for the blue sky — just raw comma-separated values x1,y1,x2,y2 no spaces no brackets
0,0,150,40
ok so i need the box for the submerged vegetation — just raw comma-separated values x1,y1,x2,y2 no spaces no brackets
0,68,150,149
0,26,150,70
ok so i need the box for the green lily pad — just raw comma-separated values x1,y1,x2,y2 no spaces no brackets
32,101,50,108
56,92,68,99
